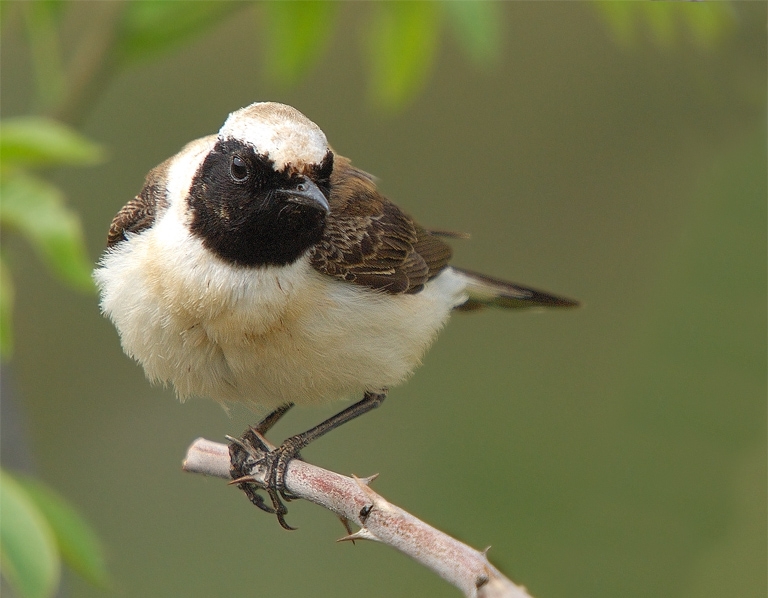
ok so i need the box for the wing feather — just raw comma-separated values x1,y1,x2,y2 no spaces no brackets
309,156,452,294
107,158,171,247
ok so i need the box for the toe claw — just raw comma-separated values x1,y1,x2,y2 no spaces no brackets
240,483,276,515
275,509,297,531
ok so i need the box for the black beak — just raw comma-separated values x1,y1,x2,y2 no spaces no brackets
282,176,330,213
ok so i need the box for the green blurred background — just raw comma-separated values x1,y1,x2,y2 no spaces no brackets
1,2,765,597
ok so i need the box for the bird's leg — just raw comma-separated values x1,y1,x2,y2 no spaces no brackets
230,391,387,530
269,391,387,501
254,402,294,436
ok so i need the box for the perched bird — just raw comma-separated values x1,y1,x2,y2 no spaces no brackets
95,102,577,527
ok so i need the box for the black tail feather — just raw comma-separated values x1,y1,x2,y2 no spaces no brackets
453,268,579,311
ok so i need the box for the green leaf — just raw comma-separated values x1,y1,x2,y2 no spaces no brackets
0,117,104,168
27,0,66,23
0,172,94,292
679,2,735,48
444,1,502,66
115,0,245,65
262,1,336,86
367,2,440,109
0,256,13,358
17,478,110,589
0,471,60,598
593,1,736,49
21,1,67,110
594,2,638,46
641,3,677,47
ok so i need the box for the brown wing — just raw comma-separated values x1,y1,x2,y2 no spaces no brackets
309,156,452,294
107,158,171,248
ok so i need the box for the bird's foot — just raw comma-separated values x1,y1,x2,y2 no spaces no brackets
228,393,386,530
228,426,304,530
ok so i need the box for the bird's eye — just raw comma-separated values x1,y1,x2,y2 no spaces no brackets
230,155,249,182
296,182,308,192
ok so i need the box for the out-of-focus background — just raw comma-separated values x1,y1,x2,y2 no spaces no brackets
1,3,765,598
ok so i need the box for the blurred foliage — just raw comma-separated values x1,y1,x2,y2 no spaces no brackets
0,471,59,598
108,1,505,108
444,1,502,67
367,2,441,109
0,118,103,167
262,1,337,86
594,1,736,48
0,117,102,357
1,469,110,598
113,1,244,66
14,475,111,591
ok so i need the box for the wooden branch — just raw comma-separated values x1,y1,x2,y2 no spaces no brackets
183,438,534,598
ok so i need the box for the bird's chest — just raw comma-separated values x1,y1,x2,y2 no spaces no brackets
162,255,319,355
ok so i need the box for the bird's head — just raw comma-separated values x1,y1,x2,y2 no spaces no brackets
187,102,334,267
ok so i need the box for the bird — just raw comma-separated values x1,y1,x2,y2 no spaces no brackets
94,101,577,528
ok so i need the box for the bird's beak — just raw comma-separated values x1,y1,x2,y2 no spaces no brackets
283,177,330,213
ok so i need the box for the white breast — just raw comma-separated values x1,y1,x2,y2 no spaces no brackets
94,214,468,411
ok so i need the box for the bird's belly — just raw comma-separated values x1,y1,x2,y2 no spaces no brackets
192,275,458,409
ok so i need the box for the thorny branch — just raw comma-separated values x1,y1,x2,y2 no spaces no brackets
182,437,534,598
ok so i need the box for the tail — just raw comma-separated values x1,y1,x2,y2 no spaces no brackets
452,268,579,311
